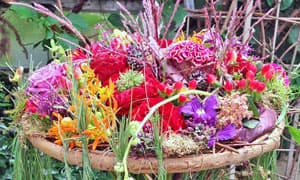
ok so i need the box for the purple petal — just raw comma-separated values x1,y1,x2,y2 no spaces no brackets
216,124,237,141
180,97,202,115
204,95,218,125
208,137,216,147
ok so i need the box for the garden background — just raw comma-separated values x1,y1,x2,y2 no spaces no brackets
1,0,300,179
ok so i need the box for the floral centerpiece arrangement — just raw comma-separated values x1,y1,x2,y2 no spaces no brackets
10,0,290,178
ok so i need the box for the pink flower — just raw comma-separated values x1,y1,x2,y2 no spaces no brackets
167,41,215,66
26,62,71,96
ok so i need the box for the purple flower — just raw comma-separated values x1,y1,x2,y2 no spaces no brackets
26,62,71,118
208,124,237,147
180,95,218,127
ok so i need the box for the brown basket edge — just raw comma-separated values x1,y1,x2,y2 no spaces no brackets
27,120,285,174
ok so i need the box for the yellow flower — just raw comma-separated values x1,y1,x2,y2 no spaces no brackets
175,31,185,42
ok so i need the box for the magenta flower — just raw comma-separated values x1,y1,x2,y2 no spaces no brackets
180,95,218,127
271,63,290,86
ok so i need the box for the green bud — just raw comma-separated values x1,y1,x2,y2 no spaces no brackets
114,162,124,173
130,137,141,146
129,121,141,137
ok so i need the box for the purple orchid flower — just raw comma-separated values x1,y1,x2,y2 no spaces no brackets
208,124,237,147
180,95,218,127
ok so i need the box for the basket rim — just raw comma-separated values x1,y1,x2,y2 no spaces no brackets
27,120,284,174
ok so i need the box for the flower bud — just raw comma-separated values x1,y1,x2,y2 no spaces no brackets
188,80,197,89
206,74,216,84
174,81,183,90
237,79,246,89
224,80,233,92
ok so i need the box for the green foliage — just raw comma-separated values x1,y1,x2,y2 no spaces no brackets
66,13,89,31
287,126,300,145
247,96,260,118
243,119,260,129
108,13,123,29
266,0,294,11
263,78,290,110
151,113,167,180
9,5,88,50
288,25,300,52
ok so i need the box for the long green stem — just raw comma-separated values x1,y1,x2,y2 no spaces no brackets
122,90,211,179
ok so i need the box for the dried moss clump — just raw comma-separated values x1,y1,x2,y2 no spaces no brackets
162,133,199,157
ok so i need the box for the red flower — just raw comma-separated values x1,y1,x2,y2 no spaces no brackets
249,79,259,91
157,39,173,48
224,80,233,92
246,70,255,80
90,48,128,85
264,70,274,80
131,97,185,132
158,83,166,93
188,80,197,89
261,64,271,75
237,79,246,89
247,63,257,73
256,82,266,92
114,67,161,114
207,74,217,84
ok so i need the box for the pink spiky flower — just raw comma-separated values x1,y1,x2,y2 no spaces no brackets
167,41,215,66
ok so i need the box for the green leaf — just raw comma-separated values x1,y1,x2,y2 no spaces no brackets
288,25,300,52
287,125,300,145
266,0,274,7
57,33,79,49
108,13,123,28
9,5,39,19
45,29,54,40
280,0,293,11
243,119,260,129
247,96,260,118
266,0,293,10
44,16,59,26
66,13,89,31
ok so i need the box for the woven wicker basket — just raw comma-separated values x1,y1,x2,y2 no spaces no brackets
27,120,284,174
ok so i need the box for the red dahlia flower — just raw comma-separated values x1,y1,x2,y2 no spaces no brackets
90,48,128,85
131,97,185,132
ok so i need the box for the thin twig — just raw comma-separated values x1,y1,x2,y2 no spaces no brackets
220,0,237,35
56,0,63,11
258,1,266,57
162,0,181,40
216,142,239,154
271,0,281,62
242,0,253,43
